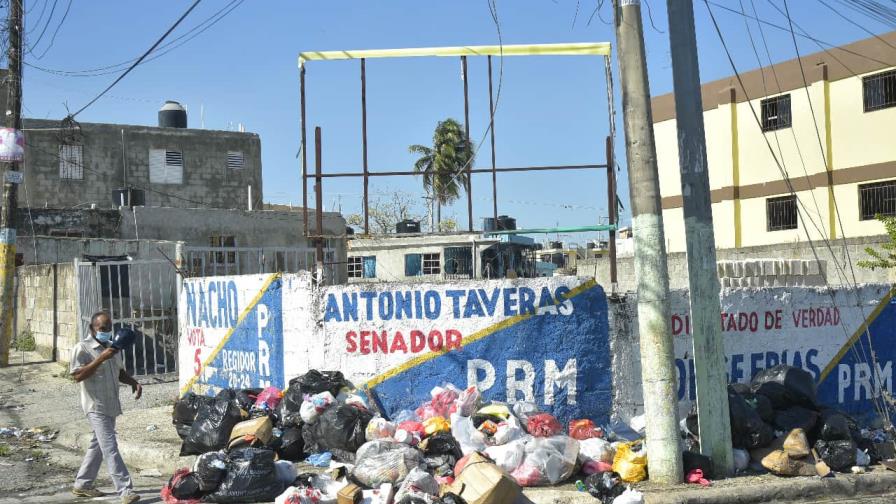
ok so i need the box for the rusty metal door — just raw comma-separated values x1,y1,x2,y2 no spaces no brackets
75,258,178,377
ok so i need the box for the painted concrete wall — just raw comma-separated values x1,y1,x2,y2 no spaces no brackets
15,263,79,363
18,119,262,210
178,273,896,427
179,274,612,424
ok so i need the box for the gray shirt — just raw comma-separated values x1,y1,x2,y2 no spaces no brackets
70,338,125,417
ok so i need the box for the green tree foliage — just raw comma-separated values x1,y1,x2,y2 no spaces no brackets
857,215,896,270
409,118,474,226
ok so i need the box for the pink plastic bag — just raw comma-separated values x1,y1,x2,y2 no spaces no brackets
582,460,613,475
510,463,543,487
568,419,603,440
686,469,711,486
254,386,283,411
415,386,460,420
527,413,562,438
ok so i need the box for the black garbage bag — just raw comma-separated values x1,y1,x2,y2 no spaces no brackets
729,383,751,395
283,370,348,412
814,439,857,472
751,365,817,409
420,432,463,477
277,426,305,462
439,493,468,504
304,404,372,456
194,451,228,493
729,391,774,449
171,471,202,500
180,394,244,456
815,409,856,442
205,448,282,503
172,392,214,440
471,413,506,429
685,405,698,438
235,388,263,411
773,406,819,433
741,392,775,424
682,450,714,477
585,471,624,504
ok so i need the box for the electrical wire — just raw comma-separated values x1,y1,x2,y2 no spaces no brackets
25,0,57,54
706,0,896,67
25,0,242,77
66,0,202,119
818,0,896,51
781,0,894,427
29,0,70,60
702,0,896,429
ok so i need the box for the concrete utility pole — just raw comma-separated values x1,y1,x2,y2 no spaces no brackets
614,0,683,483
0,0,23,366
667,0,734,477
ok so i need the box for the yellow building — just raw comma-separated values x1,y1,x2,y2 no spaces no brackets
652,32,896,253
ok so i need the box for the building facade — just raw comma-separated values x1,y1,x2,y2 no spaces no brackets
16,104,261,211
652,32,896,253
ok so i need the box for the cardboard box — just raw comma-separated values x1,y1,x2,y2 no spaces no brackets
338,483,362,504
227,416,273,446
446,453,521,504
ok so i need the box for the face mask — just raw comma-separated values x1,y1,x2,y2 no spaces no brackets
95,331,113,344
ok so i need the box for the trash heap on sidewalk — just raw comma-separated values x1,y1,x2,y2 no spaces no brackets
161,369,648,504
161,364,893,504
683,364,894,479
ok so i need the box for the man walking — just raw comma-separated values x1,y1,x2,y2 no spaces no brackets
69,310,142,503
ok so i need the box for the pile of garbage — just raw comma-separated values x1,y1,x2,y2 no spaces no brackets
162,370,646,504
685,364,894,478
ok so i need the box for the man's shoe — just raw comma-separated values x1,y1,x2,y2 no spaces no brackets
121,493,140,504
71,486,105,498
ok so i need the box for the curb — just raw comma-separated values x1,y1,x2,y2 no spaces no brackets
57,429,190,475
642,471,896,504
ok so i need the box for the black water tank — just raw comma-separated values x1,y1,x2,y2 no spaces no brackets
112,188,145,207
158,100,187,128
550,241,563,249
346,226,355,235
497,215,516,231
396,219,421,234
483,217,497,232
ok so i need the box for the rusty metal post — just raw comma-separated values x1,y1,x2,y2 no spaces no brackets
462,56,473,232
301,66,309,237
487,55,498,224
315,127,324,265
606,136,617,286
361,58,370,235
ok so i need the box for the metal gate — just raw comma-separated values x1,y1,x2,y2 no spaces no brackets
75,258,179,377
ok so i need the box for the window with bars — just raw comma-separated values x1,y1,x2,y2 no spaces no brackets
149,149,184,184
863,70,896,112
59,144,83,180
422,253,441,275
766,195,798,231
348,256,376,278
859,180,896,220
227,151,244,169
761,94,792,131
209,235,236,264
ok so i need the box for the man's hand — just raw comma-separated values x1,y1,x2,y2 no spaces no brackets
99,347,118,361
131,382,143,400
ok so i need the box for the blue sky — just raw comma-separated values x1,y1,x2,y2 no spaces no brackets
20,1,894,243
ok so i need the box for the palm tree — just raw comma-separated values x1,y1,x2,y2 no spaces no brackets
409,118,474,229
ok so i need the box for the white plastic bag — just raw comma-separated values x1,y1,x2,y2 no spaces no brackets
366,417,397,441
612,488,644,504
394,467,439,502
352,440,427,488
485,436,528,473
628,414,647,435
450,412,486,455
512,435,579,486
276,475,345,504
492,414,523,446
856,448,871,466
455,386,481,417
579,437,615,464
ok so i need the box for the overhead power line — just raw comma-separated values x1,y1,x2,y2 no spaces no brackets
66,0,203,119
29,0,71,60
25,0,243,77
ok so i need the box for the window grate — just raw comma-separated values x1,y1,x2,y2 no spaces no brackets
348,257,363,278
761,94,792,132
59,144,83,180
165,150,183,167
209,235,236,264
766,195,798,231
422,253,441,275
227,151,244,169
859,180,896,220
863,70,896,112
